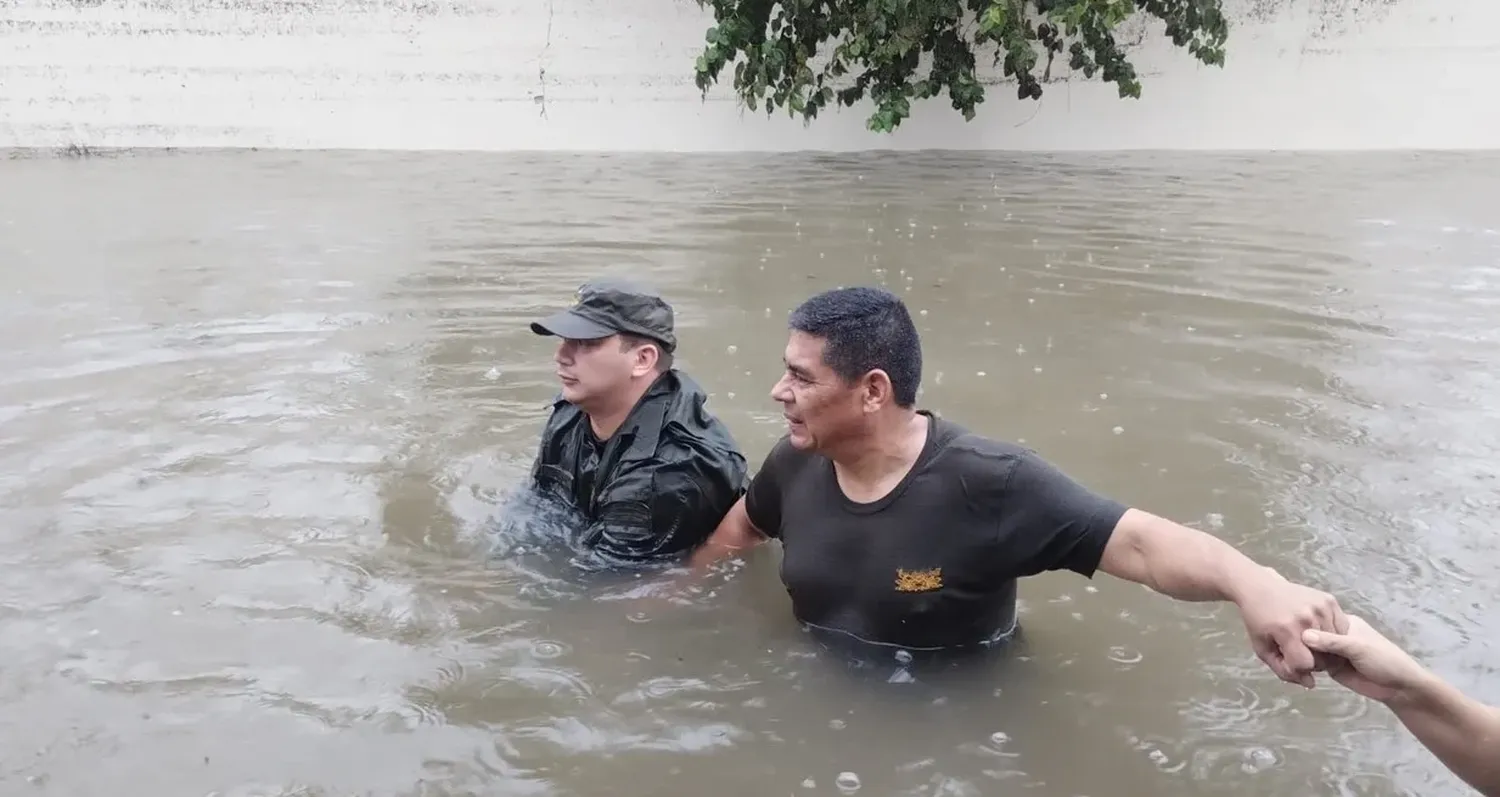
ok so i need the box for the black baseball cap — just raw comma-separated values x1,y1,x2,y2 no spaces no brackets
530,278,677,353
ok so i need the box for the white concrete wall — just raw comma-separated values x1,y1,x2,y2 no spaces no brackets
1,0,1496,152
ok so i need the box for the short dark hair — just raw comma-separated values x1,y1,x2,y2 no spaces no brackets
788,286,922,407
619,332,674,372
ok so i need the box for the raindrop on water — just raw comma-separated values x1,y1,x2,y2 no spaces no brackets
836,772,861,793
1242,746,1279,773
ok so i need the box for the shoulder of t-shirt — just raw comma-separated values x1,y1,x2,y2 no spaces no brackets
752,434,819,483
928,416,1034,483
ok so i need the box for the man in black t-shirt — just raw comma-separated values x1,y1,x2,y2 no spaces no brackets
691,286,1348,688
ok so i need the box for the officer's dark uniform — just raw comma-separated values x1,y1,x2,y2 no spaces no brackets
526,279,749,566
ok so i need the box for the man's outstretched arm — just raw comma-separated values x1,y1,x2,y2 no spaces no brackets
1096,508,1347,687
1001,451,1346,688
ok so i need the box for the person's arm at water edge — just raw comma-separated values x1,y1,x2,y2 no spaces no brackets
686,438,793,571
687,495,768,570
1303,616,1500,797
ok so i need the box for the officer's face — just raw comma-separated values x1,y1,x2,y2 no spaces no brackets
554,335,638,407
772,331,867,452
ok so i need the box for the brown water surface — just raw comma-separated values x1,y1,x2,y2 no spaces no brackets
1,150,1497,797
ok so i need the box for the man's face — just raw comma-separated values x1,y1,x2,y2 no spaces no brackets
771,331,866,451
554,335,640,408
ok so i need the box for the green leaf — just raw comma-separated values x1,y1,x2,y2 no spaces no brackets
979,3,1007,34
693,0,1232,132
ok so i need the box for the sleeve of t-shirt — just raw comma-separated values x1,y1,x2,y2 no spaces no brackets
998,452,1130,579
743,436,796,539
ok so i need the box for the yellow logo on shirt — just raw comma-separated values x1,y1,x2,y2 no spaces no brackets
894,567,943,593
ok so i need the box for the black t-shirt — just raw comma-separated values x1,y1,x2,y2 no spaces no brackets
743,411,1128,651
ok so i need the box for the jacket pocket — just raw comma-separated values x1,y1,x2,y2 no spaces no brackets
533,464,574,501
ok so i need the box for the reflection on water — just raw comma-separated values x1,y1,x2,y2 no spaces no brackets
1,149,1497,797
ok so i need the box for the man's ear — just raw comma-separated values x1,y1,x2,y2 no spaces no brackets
631,342,660,377
861,369,894,412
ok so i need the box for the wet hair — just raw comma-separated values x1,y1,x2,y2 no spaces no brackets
618,332,674,372
788,286,922,407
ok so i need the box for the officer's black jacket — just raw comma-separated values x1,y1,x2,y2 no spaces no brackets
528,370,749,565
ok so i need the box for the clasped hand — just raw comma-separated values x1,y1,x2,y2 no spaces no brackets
1236,568,1349,688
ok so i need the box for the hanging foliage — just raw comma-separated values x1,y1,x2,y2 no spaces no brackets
691,0,1229,132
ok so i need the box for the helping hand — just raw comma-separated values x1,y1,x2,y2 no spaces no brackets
1301,615,1428,704
1236,569,1349,688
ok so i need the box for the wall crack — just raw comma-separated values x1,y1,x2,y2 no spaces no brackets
535,0,554,118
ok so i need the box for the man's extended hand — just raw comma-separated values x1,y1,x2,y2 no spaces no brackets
1235,569,1349,688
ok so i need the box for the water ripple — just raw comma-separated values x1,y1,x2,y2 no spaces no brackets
1,149,1496,797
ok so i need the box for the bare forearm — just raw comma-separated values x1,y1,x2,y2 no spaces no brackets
1101,509,1272,603
687,497,766,571
1390,672,1500,796
688,530,762,570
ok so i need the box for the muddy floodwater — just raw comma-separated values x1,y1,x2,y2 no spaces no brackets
1,150,1497,797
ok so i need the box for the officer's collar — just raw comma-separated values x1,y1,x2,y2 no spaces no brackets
604,370,682,462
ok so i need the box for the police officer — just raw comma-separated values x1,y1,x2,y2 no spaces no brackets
527,278,749,566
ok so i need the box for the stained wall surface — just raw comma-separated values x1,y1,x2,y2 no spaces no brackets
1,0,1495,151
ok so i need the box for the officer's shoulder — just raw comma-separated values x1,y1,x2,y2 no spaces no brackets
539,394,581,424
541,390,574,412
